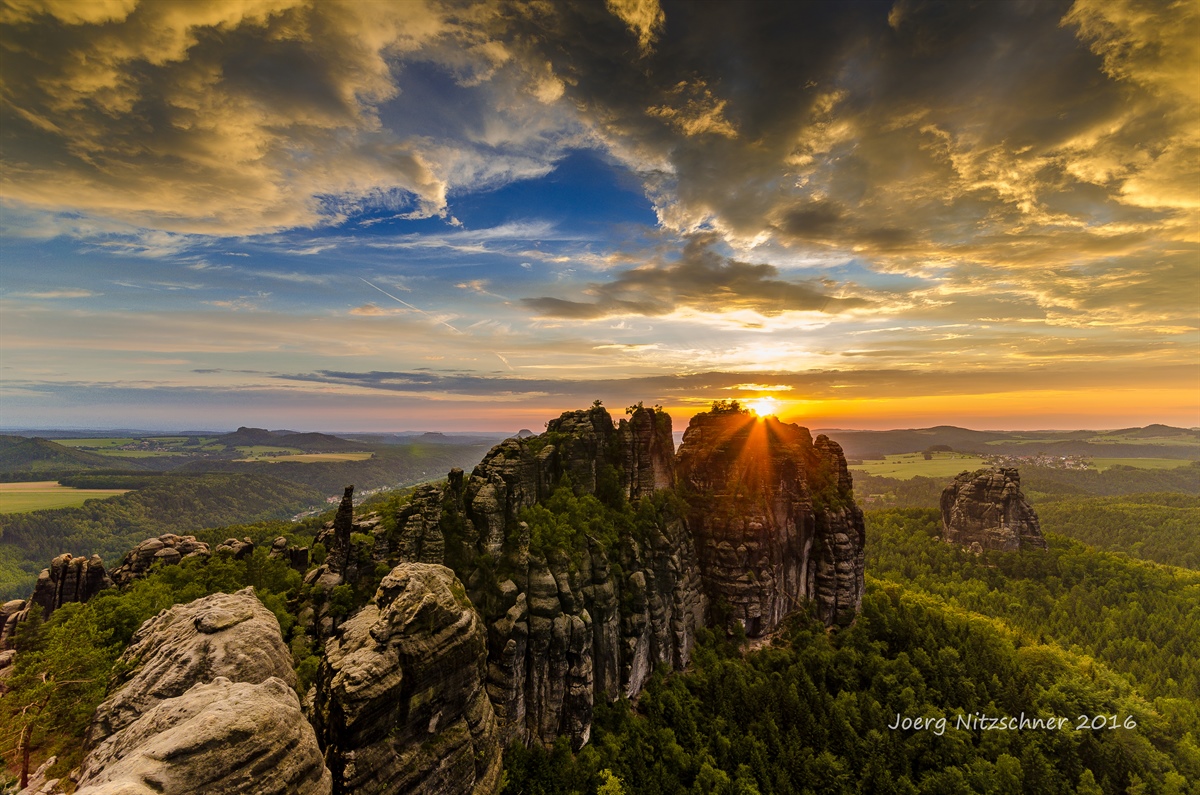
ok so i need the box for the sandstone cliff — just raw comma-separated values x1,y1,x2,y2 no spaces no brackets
1,553,112,648
940,467,1047,552
330,403,864,754
32,402,867,795
110,534,210,587
676,407,866,632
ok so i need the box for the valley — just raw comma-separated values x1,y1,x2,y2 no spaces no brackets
0,410,1196,794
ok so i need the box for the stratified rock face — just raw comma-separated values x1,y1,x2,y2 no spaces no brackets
343,403,857,765
313,564,501,795
676,409,866,633
425,406,705,750
29,553,112,616
0,553,113,648
941,468,1047,552
110,534,210,587
453,406,675,560
78,588,330,795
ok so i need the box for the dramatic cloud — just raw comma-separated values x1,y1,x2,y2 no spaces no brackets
1,0,1195,430
0,0,578,234
523,236,872,319
499,0,1198,279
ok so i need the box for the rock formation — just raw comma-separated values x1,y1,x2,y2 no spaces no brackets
78,588,331,795
302,485,385,640
437,405,705,748
941,468,1046,552
215,536,255,559
676,406,866,632
333,403,862,753
110,534,210,587
29,553,112,616
1,553,112,647
313,564,501,795
269,535,310,571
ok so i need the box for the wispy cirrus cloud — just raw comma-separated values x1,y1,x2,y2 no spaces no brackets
6,289,97,299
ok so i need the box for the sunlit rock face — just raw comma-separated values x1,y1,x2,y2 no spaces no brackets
312,563,501,795
676,407,866,633
941,468,1046,553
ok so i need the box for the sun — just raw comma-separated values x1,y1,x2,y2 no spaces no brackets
745,396,781,417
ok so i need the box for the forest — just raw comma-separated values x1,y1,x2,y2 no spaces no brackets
2,434,1197,794
5,496,1197,794
498,508,1200,795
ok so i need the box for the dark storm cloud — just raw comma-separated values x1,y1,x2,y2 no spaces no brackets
521,236,872,319
497,0,1196,273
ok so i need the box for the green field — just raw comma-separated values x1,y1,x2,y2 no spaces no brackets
850,451,987,479
983,436,1200,446
236,451,374,463
0,481,130,513
54,437,135,448
1089,457,1198,471
92,450,188,458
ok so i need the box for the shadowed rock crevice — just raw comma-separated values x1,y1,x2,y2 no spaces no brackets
313,563,501,795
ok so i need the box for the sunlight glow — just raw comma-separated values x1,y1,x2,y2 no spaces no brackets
745,396,781,416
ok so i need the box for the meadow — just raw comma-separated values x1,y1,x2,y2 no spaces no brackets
234,450,374,463
0,481,130,513
850,451,987,479
53,438,135,448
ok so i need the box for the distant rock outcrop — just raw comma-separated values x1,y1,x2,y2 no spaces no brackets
29,553,112,616
110,534,210,587
215,536,254,559
313,563,501,795
940,468,1047,552
1,553,113,647
269,535,310,571
676,408,866,632
78,588,331,795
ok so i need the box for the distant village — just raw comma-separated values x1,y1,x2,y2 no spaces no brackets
981,453,1091,470
292,483,410,522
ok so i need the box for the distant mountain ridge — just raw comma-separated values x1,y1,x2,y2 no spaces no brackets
823,424,1200,460
0,436,145,473
213,427,370,452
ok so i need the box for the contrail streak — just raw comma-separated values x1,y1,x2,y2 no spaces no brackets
360,277,461,334
360,277,514,371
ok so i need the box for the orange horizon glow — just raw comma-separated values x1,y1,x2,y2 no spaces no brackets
651,387,1200,433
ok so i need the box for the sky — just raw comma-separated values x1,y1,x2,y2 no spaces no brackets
1,0,1197,432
